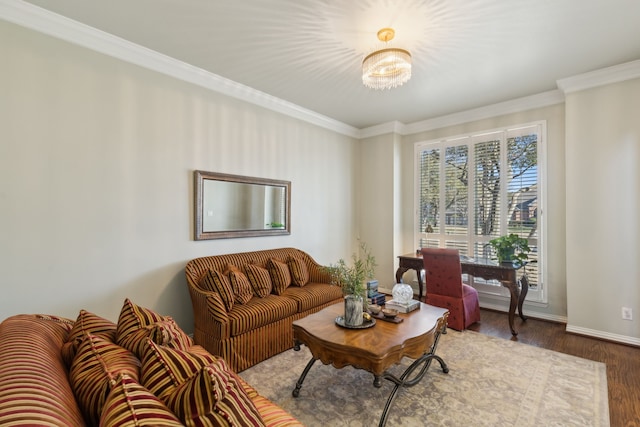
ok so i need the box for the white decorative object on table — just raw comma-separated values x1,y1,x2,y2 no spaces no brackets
392,282,413,305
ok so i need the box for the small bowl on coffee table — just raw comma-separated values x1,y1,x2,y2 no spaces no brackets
381,308,398,319
369,304,382,315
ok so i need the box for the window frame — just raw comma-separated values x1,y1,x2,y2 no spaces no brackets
413,121,547,303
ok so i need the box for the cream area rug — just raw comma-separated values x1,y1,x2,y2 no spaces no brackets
239,330,609,427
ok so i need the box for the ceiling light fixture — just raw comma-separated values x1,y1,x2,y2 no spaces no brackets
362,28,412,90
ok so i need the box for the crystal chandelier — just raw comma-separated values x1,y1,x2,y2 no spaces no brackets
362,28,412,90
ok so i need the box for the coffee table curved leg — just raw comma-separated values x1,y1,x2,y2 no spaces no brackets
379,353,449,427
292,357,317,397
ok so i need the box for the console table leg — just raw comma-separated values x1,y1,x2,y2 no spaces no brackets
292,357,317,397
504,281,519,336
518,275,529,321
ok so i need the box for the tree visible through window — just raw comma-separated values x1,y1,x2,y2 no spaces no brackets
415,124,543,299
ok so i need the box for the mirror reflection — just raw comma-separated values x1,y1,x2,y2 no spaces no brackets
194,171,291,240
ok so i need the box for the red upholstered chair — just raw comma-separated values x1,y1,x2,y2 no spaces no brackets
421,248,481,331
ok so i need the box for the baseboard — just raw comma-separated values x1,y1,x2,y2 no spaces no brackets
478,301,567,323
565,324,640,347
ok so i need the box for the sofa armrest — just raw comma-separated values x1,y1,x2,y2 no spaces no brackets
0,315,86,426
186,279,231,340
299,252,332,284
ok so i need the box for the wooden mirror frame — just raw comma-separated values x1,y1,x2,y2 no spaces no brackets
194,170,291,240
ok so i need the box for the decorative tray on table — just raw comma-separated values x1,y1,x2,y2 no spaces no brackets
334,316,376,329
370,312,404,324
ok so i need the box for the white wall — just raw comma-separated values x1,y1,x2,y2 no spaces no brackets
0,21,358,330
357,133,398,292
565,78,640,341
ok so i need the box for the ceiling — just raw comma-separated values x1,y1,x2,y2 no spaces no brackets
18,0,640,129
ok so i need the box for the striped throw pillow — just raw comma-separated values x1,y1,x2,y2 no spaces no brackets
61,309,117,366
267,258,292,295
199,268,235,311
244,264,273,298
100,373,183,427
226,264,253,305
287,256,310,287
69,333,141,425
164,358,265,427
118,318,193,359
116,299,165,344
140,340,217,400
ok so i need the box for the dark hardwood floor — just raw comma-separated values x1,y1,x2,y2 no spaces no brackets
468,309,640,427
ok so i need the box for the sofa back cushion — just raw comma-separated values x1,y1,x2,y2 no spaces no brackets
185,248,323,287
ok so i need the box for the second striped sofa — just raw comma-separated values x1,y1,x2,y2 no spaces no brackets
185,248,344,372
0,304,303,426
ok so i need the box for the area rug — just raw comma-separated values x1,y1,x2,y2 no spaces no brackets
239,330,609,426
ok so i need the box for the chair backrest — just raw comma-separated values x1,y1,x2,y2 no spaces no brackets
421,248,464,298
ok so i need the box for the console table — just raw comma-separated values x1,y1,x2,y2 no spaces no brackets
396,253,528,335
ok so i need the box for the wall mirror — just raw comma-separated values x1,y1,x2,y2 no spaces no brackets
194,170,291,240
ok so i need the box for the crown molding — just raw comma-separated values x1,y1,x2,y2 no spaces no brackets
401,90,565,136
557,59,640,94
0,0,360,138
4,1,636,141
359,121,407,139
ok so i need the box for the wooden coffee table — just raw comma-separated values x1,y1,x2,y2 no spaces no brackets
292,301,449,427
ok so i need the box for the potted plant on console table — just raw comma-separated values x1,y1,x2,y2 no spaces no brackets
488,233,531,265
325,241,377,327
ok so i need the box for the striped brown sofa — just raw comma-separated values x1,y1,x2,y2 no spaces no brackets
0,310,302,426
185,248,344,372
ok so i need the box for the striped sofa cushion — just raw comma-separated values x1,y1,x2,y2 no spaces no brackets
200,268,235,311
118,318,194,359
266,258,292,295
140,340,217,400
0,314,86,426
100,373,183,427
61,309,117,366
287,256,309,287
228,295,298,336
280,282,344,312
69,333,141,425
228,267,253,305
116,298,165,343
165,358,265,427
244,264,273,297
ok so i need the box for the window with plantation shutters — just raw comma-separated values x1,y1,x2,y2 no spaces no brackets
415,123,544,302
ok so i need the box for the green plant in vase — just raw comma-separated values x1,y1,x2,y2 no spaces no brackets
325,241,377,326
488,233,531,265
